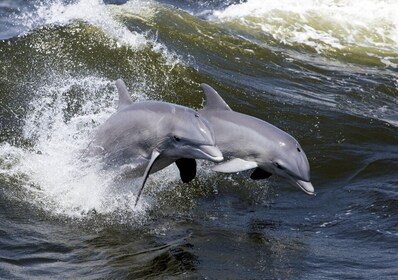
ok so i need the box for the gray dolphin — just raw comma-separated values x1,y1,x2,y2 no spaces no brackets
92,79,223,205
199,83,314,195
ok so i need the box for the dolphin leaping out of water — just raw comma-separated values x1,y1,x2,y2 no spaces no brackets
198,83,314,195
91,79,223,206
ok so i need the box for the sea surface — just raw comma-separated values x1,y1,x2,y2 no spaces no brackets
0,0,397,279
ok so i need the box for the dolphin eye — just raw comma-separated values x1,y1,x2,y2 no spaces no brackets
297,147,301,152
194,113,199,118
174,136,181,142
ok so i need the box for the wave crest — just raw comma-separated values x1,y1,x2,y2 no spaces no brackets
210,0,398,67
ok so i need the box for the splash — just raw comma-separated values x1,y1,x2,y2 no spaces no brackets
0,0,189,221
0,74,179,221
210,0,398,67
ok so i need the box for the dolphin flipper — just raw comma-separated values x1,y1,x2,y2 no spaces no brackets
134,150,160,206
175,158,197,183
200,83,232,111
212,158,258,173
250,168,272,180
116,79,133,110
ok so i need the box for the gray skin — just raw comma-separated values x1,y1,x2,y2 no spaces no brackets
91,79,223,205
199,84,314,195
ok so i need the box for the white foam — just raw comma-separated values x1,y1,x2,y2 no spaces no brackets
17,0,148,49
16,0,183,66
0,74,178,221
210,0,398,66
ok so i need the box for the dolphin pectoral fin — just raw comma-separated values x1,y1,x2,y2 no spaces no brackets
134,150,160,206
250,168,272,180
175,158,197,183
212,158,258,173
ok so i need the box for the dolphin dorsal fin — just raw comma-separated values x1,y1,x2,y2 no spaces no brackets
200,83,232,111
116,79,133,110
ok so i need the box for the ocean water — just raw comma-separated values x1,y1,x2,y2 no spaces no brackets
0,0,397,278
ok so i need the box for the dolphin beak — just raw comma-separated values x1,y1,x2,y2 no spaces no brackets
198,145,223,162
295,180,315,196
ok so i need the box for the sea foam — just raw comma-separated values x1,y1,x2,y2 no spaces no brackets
210,0,398,67
16,0,148,49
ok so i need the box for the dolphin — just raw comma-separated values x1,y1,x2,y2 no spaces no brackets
198,83,314,195
91,79,223,205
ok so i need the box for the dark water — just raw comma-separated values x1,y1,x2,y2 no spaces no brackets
0,0,397,279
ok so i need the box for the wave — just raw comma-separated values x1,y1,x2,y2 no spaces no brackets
209,0,398,67
12,0,185,67
16,0,146,48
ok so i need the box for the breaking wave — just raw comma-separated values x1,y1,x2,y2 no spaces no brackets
210,0,398,67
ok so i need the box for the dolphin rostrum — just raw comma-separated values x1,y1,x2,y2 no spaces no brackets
91,79,223,205
199,83,314,195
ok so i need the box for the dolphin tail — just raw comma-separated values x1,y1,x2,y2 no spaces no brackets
134,150,160,207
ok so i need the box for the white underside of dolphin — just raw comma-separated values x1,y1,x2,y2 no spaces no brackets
198,83,315,195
